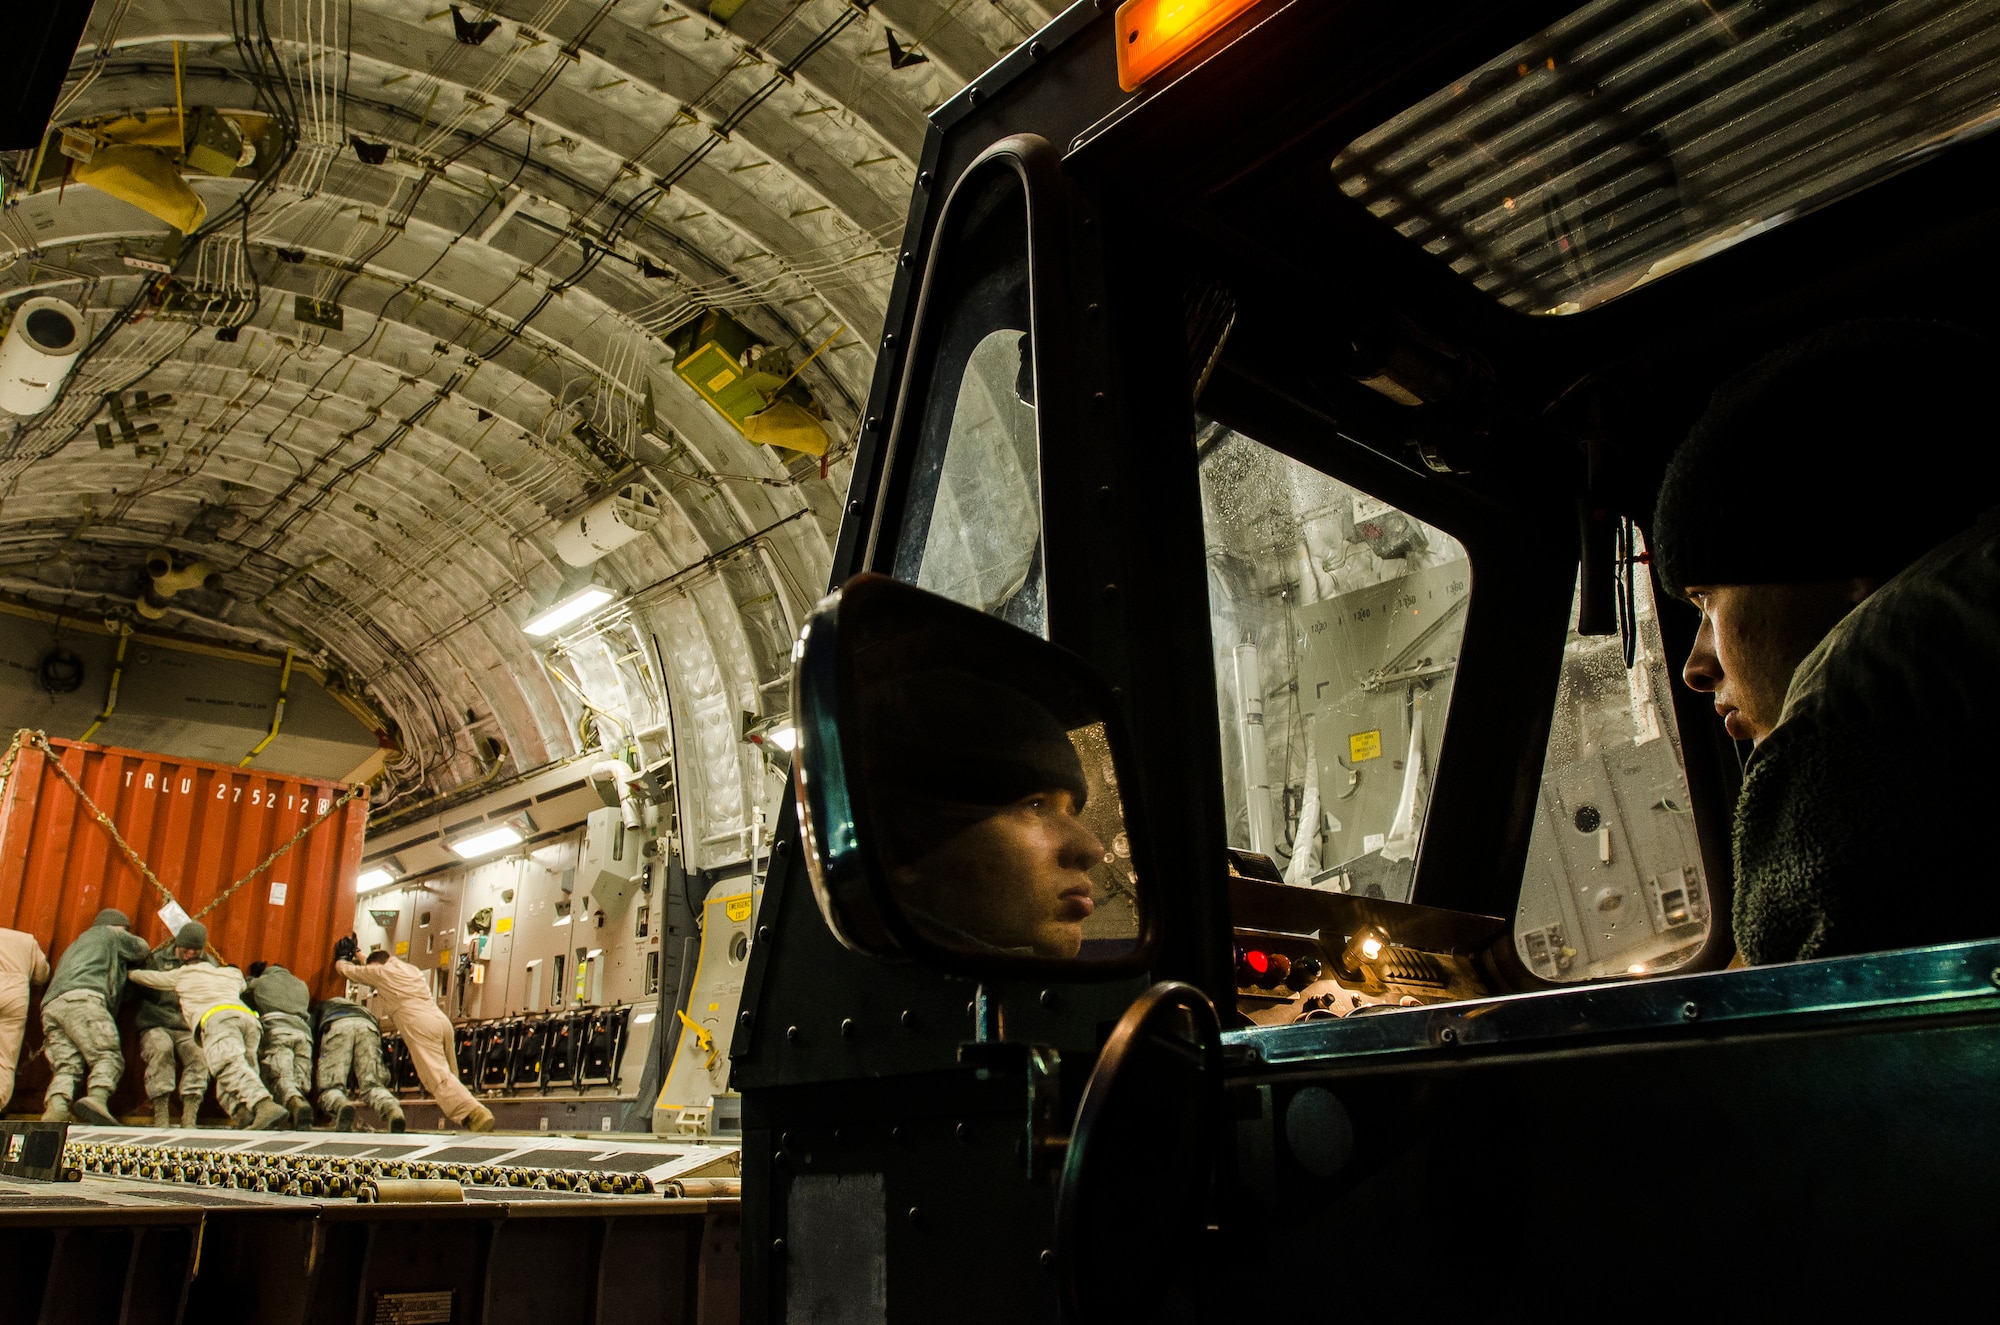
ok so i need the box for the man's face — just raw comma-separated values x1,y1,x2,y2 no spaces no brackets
1681,581,1870,744
173,946,200,962
897,789,1105,959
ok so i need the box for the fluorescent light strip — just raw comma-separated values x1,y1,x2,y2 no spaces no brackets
524,585,615,637
355,867,399,894
449,824,524,858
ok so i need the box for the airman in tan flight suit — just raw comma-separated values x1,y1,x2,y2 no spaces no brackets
334,948,493,1132
0,926,51,1113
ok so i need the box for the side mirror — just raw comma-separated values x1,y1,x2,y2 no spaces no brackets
791,574,1156,979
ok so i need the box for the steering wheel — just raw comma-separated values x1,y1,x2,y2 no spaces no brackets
1054,981,1224,1322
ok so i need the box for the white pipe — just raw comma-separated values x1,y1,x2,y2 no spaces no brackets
1234,642,1272,856
590,758,645,830
0,298,86,416
1380,691,1427,863
1283,730,1321,887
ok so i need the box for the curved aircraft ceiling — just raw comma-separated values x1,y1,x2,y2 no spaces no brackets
0,0,1053,858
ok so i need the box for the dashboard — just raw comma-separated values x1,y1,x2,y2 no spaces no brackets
1226,857,1504,1027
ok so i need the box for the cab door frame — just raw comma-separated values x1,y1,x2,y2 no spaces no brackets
730,8,1230,1322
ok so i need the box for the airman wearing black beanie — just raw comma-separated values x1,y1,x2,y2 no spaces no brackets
1652,318,2000,965
1653,319,1999,595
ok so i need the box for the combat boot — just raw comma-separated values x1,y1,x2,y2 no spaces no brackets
287,1096,312,1130
152,1096,172,1128
41,1094,71,1123
249,1099,289,1130
231,1104,253,1128
333,1100,357,1131
385,1104,406,1133
180,1096,201,1129
71,1088,117,1126
466,1104,496,1132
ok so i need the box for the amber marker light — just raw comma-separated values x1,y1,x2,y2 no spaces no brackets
1114,0,1266,92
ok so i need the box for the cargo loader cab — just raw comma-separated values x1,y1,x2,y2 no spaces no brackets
734,1,2000,1319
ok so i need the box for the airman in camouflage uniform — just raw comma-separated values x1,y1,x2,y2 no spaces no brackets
42,909,151,1124
246,961,315,1128
136,922,215,1128
314,996,403,1131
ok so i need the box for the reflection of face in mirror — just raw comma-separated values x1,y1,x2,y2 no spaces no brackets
867,671,1136,961
900,787,1102,958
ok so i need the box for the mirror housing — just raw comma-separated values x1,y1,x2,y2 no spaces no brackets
792,574,1157,980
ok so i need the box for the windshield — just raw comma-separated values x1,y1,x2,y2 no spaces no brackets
1199,426,1470,901
1516,547,1711,980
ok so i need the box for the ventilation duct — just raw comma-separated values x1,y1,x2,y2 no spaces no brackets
0,297,86,415
137,549,221,619
552,482,662,567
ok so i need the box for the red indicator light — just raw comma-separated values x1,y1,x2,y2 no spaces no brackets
1244,949,1269,975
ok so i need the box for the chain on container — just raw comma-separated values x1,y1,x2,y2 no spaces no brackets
1,728,366,938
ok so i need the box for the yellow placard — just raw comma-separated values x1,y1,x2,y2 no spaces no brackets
496,916,513,934
706,367,737,392
438,948,450,969
1349,730,1382,763
724,895,753,923
394,940,409,955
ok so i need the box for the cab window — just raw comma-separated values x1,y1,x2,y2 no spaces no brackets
1515,541,1711,980
1200,428,1711,983
1198,426,1470,902
888,171,1045,636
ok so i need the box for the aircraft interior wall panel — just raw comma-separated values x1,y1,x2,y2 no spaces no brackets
351,826,678,1084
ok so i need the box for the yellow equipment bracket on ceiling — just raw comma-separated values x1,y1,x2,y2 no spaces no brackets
72,145,207,233
670,309,833,457
741,398,829,456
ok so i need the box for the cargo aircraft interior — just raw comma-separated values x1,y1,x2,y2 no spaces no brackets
1,0,1997,1320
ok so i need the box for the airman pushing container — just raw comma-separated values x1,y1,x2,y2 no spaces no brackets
41,909,151,1124
135,922,216,1129
246,960,315,1129
128,958,287,1129
314,993,403,1131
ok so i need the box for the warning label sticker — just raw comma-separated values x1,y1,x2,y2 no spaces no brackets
1348,730,1382,763
372,1290,452,1325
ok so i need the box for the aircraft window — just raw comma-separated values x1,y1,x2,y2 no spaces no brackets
1331,0,2000,315
890,173,1045,636
1198,426,1470,901
1516,542,1711,980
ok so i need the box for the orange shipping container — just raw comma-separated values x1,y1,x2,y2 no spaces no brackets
0,734,368,1113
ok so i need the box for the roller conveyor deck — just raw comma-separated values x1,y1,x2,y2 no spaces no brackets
0,1126,742,1324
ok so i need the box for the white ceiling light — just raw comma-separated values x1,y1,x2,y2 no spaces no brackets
356,866,401,894
450,824,524,858
524,584,615,637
